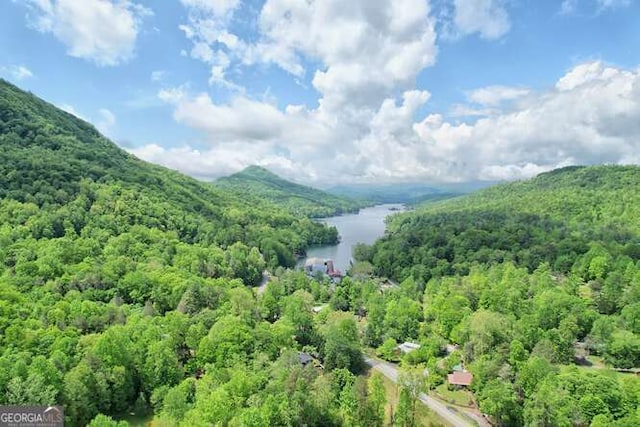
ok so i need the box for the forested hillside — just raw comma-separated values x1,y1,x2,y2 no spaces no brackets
0,80,391,426
216,165,368,217
353,165,640,425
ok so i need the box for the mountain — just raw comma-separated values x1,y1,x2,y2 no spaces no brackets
0,79,357,425
363,165,640,281
358,165,640,426
327,181,494,204
215,165,369,217
0,79,338,267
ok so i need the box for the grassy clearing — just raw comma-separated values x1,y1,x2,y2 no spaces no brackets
434,384,475,407
368,369,450,427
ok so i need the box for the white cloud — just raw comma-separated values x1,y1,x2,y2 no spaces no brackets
142,61,640,184
560,0,579,14
96,108,116,135
560,0,631,14
179,0,239,17
555,61,619,91
255,0,437,110
0,64,34,81
467,85,530,106
453,0,511,40
59,103,85,119
57,103,116,135
23,0,151,66
597,0,631,10
179,0,437,110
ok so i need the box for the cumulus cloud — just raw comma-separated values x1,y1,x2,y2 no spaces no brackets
453,0,511,40
254,0,437,110
23,0,151,66
148,1,640,184
179,0,437,111
0,64,34,81
134,61,640,184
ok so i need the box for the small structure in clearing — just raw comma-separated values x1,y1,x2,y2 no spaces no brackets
447,371,473,388
397,342,421,354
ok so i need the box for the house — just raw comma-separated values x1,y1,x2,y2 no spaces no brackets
305,257,327,274
447,371,473,388
304,257,343,277
298,352,314,367
397,342,421,354
298,352,324,369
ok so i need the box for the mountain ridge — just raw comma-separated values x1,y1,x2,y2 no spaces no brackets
215,165,369,217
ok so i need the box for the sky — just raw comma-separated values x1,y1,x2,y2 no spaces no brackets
1,0,639,186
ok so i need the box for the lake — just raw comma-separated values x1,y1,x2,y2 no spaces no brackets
300,204,405,274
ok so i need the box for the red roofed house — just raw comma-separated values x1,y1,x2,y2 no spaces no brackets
447,371,473,388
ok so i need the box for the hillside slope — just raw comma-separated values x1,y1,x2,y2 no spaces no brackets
0,79,337,265
362,165,640,281
0,80,361,426
215,165,368,217
354,165,640,426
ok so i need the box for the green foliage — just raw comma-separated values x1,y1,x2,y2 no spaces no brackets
323,314,363,373
0,80,374,426
368,165,640,282
362,166,640,426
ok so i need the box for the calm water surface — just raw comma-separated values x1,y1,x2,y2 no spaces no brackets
300,204,405,273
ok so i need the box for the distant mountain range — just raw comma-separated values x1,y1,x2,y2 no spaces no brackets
215,165,370,217
327,181,496,205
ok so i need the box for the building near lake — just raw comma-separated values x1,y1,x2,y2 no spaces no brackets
303,257,342,277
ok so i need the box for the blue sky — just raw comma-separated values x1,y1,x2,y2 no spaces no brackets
1,0,639,185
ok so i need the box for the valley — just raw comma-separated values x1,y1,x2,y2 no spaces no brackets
0,79,639,427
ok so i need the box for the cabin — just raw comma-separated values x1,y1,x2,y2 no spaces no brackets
397,342,421,354
297,352,324,369
298,352,314,367
447,371,473,388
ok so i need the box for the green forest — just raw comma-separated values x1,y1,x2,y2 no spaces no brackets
2,77,640,427
355,165,640,425
0,80,386,426
215,165,368,218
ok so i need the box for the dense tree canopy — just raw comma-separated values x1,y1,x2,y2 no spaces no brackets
3,79,640,426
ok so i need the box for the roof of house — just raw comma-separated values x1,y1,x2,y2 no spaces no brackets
447,371,473,386
304,257,326,267
298,352,314,365
398,342,421,353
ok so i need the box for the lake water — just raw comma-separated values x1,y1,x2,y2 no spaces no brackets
300,204,405,274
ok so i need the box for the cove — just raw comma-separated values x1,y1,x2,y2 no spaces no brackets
299,204,405,274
